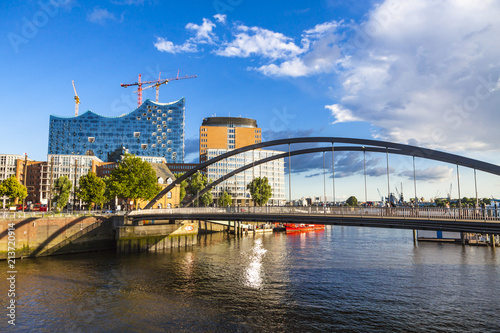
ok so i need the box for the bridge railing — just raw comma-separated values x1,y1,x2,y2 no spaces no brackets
129,206,500,221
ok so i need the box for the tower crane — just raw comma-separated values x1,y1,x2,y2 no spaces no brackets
72,80,80,116
120,70,197,107
395,186,401,203
377,188,384,203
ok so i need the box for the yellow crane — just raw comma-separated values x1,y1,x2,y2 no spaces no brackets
72,80,80,116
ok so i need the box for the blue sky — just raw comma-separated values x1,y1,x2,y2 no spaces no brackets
1,0,500,201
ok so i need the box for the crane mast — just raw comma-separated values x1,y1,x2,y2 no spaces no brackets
72,80,80,116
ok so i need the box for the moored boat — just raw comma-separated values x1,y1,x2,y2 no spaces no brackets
284,223,325,232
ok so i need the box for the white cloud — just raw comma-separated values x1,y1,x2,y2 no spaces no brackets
213,14,226,24
215,21,342,77
186,18,216,44
303,21,339,39
154,37,197,54
325,104,360,124
256,59,309,78
399,166,453,183
215,25,304,60
87,8,118,25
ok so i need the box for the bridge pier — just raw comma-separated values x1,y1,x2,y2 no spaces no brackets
461,232,466,245
413,229,417,243
491,234,496,248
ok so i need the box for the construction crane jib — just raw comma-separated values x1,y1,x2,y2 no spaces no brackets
72,80,80,117
120,70,197,107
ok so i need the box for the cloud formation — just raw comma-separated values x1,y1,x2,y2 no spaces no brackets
332,0,500,151
154,1,500,152
398,166,452,183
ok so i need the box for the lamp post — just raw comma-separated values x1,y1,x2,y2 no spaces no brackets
22,153,28,212
72,159,78,213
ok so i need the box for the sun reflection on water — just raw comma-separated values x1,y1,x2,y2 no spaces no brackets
244,237,267,289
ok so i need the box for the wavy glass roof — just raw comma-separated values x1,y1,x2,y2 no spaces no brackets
48,98,185,163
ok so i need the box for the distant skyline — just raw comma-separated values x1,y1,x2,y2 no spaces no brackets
1,0,500,201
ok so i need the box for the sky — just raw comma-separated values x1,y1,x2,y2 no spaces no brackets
1,0,500,202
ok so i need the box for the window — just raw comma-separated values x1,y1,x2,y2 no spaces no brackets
88,137,95,143
167,191,172,198
167,117,172,121
141,144,148,149
134,132,140,138
167,178,172,185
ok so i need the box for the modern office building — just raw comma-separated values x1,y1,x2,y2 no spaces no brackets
41,154,103,207
199,117,261,161
199,116,284,206
1,154,28,182
48,99,186,163
205,148,286,206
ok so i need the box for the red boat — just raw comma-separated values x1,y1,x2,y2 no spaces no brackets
284,223,325,232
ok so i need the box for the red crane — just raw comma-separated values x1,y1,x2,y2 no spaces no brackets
120,70,197,107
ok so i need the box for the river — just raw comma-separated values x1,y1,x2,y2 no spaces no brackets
1,226,499,332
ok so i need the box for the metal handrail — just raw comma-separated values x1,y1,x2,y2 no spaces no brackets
127,206,500,222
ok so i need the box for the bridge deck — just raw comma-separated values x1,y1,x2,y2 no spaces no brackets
129,207,500,234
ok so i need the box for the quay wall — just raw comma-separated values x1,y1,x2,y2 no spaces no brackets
0,216,118,259
116,221,198,254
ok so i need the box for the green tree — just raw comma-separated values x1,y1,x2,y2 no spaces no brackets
174,173,188,202
434,198,447,207
247,177,272,206
77,171,106,211
0,176,27,203
186,172,212,206
106,154,161,209
53,176,72,211
218,190,233,207
346,196,358,207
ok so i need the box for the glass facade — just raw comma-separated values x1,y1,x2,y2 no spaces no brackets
48,99,185,163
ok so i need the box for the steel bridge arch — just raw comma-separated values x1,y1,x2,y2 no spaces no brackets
144,137,500,209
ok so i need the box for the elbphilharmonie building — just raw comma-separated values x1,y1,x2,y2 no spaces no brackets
48,98,185,163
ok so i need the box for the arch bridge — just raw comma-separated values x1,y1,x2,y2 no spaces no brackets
131,137,500,235
145,137,500,209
